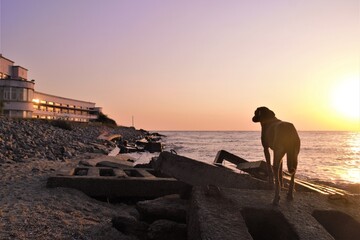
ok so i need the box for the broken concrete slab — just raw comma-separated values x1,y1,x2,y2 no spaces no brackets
214,150,268,181
214,149,248,165
188,186,360,240
214,150,351,195
155,151,270,190
237,160,268,180
47,166,191,199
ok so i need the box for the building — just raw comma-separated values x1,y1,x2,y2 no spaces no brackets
0,54,99,122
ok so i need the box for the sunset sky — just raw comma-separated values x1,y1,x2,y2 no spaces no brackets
0,0,359,131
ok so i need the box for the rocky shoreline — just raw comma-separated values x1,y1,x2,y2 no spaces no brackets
1,118,359,239
1,118,172,240
0,117,145,164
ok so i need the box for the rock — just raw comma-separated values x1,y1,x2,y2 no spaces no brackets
112,215,149,240
147,219,187,240
78,160,93,167
134,157,157,169
0,117,146,163
136,194,188,223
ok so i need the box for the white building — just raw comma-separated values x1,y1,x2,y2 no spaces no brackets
0,54,98,122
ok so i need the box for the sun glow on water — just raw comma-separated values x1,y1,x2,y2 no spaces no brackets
339,133,360,183
345,168,360,183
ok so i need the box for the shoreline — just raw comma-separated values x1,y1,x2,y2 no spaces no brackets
0,118,359,239
0,118,148,239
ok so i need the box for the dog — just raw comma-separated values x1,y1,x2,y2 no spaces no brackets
252,107,300,205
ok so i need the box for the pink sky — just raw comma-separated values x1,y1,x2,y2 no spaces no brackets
0,0,359,130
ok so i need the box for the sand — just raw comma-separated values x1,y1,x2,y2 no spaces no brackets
0,154,138,240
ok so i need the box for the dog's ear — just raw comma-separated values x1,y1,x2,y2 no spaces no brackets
262,108,275,120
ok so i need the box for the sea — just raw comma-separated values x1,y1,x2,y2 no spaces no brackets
158,131,360,190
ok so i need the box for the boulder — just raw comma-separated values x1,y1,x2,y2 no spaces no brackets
112,215,148,240
147,219,187,240
136,194,188,223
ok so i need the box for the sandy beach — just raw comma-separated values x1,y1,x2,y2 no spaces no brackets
0,153,141,240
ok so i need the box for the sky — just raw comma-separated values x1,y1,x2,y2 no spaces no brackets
0,0,359,131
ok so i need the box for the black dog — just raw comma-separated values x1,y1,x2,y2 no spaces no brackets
252,107,300,205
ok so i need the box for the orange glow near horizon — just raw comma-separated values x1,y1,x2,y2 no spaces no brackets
1,1,358,131
331,76,360,121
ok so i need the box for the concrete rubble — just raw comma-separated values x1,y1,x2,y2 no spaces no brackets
47,151,360,240
155,151,360,240
188,187,360,240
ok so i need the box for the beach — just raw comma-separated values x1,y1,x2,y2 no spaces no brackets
1,118,359,239
0,155,141,240
0,118,147,239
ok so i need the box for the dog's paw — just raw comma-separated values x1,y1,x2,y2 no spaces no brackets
287,193,294,201
272,196,280,206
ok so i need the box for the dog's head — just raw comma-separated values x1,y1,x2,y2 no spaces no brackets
252,107,275,123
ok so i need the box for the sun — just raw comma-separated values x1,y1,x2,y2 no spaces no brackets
331,77,360,120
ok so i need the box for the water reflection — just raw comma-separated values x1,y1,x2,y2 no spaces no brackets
339,133,360,183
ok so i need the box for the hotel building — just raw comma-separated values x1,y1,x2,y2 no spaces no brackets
0,54,99,122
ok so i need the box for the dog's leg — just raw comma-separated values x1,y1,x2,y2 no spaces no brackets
286,151,298,201
264,148,274,185
272,150,285,205
287,173,295,201
279,162,283,188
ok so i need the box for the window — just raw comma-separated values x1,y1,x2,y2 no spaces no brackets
23,89,28,101
3,87,10,100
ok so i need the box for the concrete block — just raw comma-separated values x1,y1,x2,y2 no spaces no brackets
214,150,248,165
155,151,270,190
188,186,360,240
237,160,268,180
47,167,191,198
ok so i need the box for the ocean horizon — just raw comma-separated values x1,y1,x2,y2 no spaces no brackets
158,130,360,190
